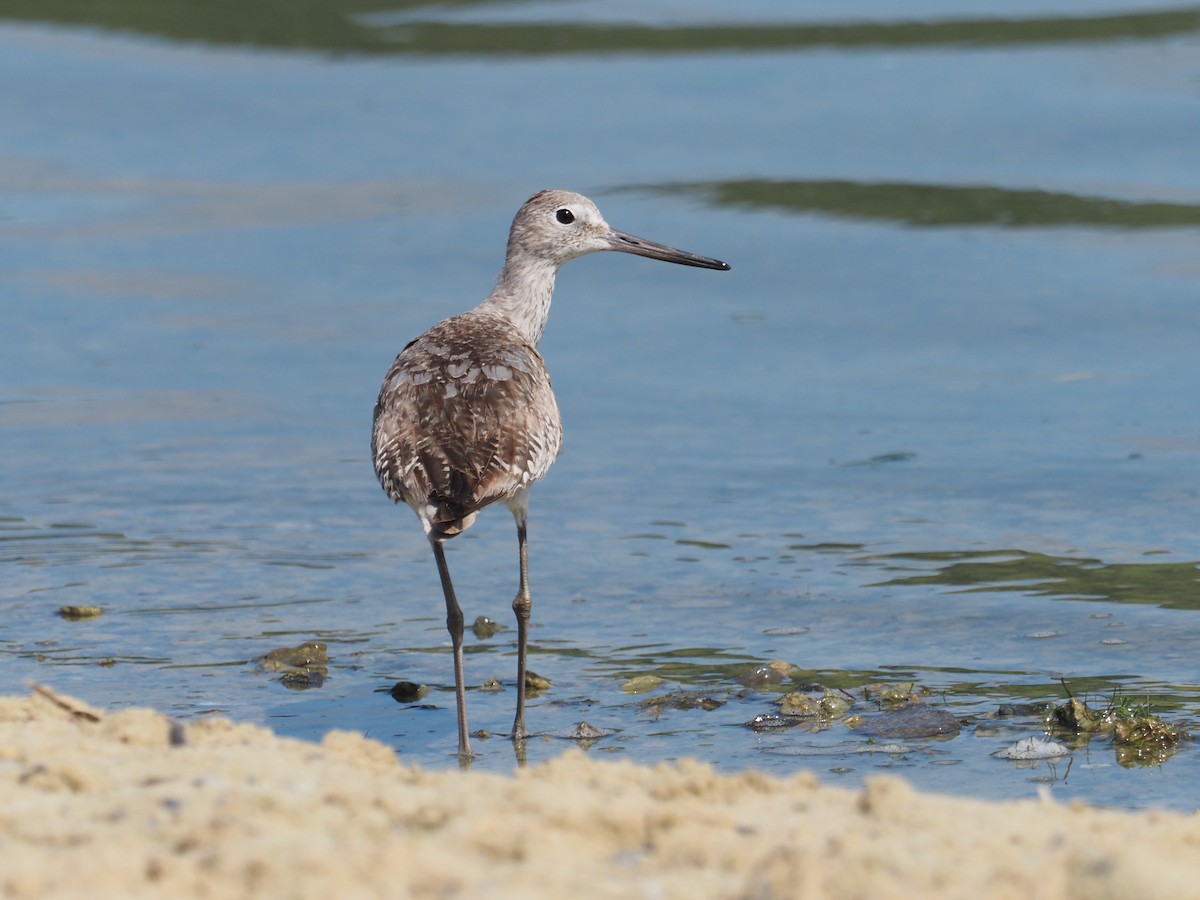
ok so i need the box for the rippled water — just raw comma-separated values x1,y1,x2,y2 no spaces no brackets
2,1,1199,810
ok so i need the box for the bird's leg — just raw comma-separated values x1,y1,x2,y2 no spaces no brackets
430,537,473,760
511,513,532,741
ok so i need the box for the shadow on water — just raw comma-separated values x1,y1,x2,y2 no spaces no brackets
0,2,1199,56
867,549,1200,612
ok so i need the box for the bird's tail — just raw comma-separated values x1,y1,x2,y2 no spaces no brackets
422,499,479,540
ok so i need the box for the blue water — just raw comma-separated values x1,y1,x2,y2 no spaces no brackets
2,2,1199,810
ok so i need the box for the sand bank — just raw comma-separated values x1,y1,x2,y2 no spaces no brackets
1,688,1197,899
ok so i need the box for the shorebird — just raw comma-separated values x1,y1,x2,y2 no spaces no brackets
372,189,729,759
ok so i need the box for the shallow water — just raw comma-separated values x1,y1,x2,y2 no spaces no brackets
2,2,1199,810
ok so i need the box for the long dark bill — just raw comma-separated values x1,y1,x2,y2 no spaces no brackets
607,230,731,271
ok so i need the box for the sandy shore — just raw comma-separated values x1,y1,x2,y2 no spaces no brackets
2,687,1197,899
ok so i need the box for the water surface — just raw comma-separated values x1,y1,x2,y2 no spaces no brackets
2,1,1199,810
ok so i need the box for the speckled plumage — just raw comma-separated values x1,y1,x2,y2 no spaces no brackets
372,311,561,539
371,189,728,759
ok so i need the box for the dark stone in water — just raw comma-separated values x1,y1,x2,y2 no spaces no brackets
471,616,501,639
853,701,960,739
524,671,551,695
389,681,429,704
255,641,328,670
997,702,1053,718
791,682,827,694
565,721,607,740
280,669,325,690
744,714,796,731
255,641,329,689
57,605,103,621
736,661,798,688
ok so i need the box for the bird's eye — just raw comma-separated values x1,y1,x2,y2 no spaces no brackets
555,208,575,225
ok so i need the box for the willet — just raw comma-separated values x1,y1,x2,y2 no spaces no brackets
372,189,729,759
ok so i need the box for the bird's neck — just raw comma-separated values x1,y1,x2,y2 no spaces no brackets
477,257,559,345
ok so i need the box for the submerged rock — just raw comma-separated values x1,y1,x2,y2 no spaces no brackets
996,702,1053,718
57,605,103,621
776,689,850,719
639,690,725,719
621,675,665,694
736,660,799,688
254,641,329,690
389,681,429,704
564,722,608,740
851,701,960,739
549,722,612,748
743,714,796,732
471,616,501,639
862,682,930,705
524,671,551,695
1052,697,1108,734
281,670,325,690
255,641,328,671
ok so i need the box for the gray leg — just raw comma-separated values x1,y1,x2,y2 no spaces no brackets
430,537,472,760
511,515,532,741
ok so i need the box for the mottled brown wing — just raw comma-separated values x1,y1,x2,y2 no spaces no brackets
372,312,562,536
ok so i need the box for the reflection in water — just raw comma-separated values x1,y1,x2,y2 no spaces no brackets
868,549,1200,611
646,180,1200,230
0,2,1198,56
373,10,1200,57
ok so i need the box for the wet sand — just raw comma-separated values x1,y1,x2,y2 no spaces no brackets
2,687,1197,899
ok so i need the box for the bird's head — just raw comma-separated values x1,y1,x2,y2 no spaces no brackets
507,189,730,271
